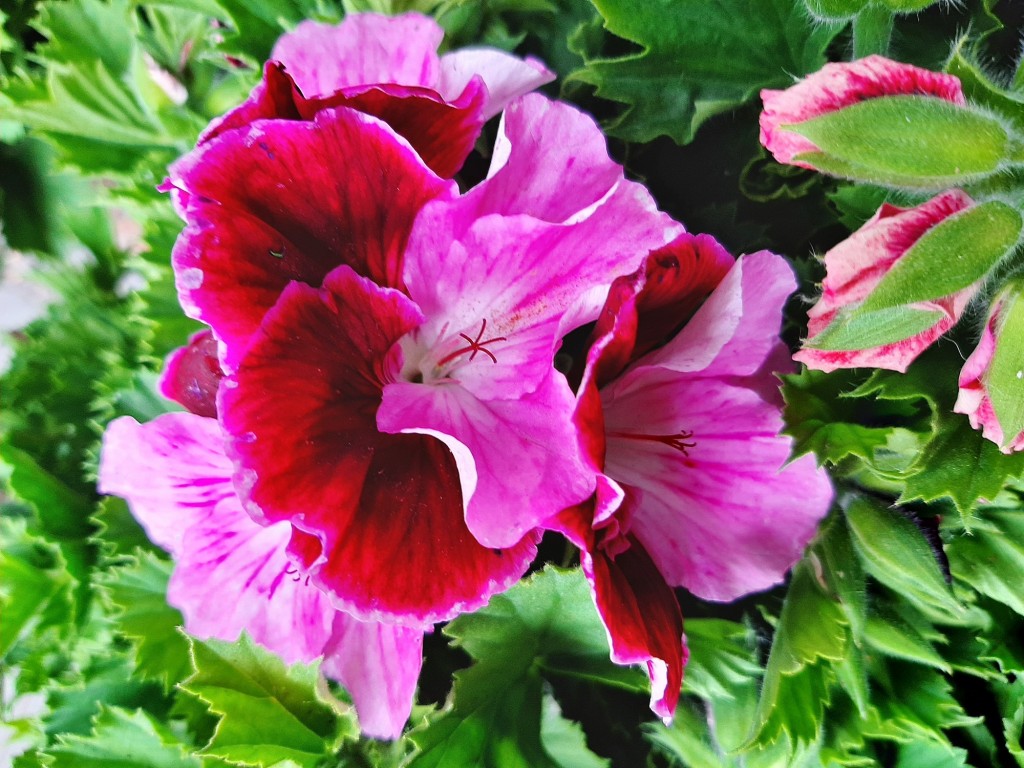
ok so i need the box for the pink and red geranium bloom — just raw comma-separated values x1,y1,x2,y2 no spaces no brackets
100,12,833,737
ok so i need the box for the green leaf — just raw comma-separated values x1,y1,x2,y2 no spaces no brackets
792,96,1009,187
102,551,191,689
863,613,950,672
985,289,1024,447
408,567,642,767
539,694,609,768
0,518,73,660
682,620,762,703
947,509,1024,617
45,706,201,768
845,497,961,619
859,201,1022,312
781,367,927,471
34,0,135,75
749,559,848,746
573,0,839,144
183,634,348,768
805,304,945,352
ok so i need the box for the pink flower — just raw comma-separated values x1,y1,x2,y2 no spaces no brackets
794,190,979,373
98,412,423,739
196,12,553,178
552,236,833,720
955,292,1024,453
760,55,965,168
166,90,683,628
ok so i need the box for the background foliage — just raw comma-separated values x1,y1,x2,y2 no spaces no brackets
2,0,1024,766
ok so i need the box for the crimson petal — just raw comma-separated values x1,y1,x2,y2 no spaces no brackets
221,266,538,625
169,107,455,367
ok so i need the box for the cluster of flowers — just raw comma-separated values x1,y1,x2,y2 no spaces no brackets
99,13,832,737
760,55,1024,451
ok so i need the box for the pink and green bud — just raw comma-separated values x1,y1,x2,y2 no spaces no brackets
760,56,1009,188
795,190,1022,372
956,285,1024,453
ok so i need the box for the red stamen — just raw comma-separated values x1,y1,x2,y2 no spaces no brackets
608,429,696,455
437,318,508,367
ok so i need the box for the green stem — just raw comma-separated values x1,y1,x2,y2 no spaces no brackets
852,6,894,58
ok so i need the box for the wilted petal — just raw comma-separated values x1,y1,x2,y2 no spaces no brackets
168,107,455,368
320,616,424,740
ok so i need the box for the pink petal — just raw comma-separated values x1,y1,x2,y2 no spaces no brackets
168,107,455,368
98,413,336,664
647,251,796,379
271,15,444,98
220,266,538,625
378,372,594,549
603,372,832,600
198,63,302,146
97,413,235,555
437,49,555,119
320,616,424,740
169,497,335,665
794,190,977,373
458,93,683,237
158,329,223,418
760,55,965,167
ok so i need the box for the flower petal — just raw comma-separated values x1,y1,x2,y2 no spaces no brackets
378,372,593,549
437,49,555,119
169,497,335,665
158,329,223,418
271,15,444,98
603,373,832,600
320,615,424,740
760,55,965,167
221,266,538,624
459,93,682,235
97,413,235,555
168,107,455,368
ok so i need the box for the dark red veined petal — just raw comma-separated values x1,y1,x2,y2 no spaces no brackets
169,106,456,368
158,329,223,417
220,266,537,625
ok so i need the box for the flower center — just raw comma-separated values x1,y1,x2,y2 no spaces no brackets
435,318,507,368
607,429,696,455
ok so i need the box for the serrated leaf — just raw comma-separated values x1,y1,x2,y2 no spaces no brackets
863,614,950,672
749,560,848,746
681,620,761,702
539,694,609,768
408,567,643,768
845,498,961,619
46,705,201,768
574,0,839,144
781,368,927,486
947,509,1024,617
0,518,73,660
183,634,346,768
814,513,867,641
102,551,191,689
